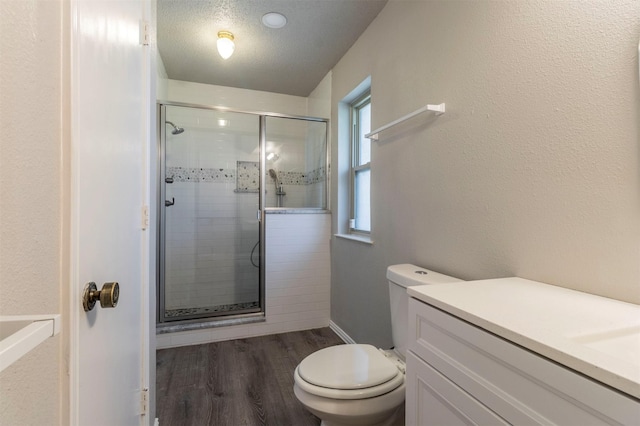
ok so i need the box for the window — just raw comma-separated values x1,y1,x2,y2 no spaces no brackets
350,93,371,233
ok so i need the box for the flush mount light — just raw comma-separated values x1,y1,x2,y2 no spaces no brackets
261,12,287,29
217,31,235,59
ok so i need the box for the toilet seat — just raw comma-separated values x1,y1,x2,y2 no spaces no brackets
294,344,404,400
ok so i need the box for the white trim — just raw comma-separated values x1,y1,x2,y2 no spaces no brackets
334,233,374,245
69,1,80,422
329,321,357,344
0,315,60,373
140,1,153,423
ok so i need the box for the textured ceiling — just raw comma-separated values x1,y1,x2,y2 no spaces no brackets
157,0,388,97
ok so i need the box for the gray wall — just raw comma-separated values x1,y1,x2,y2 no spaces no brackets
330,0,640,347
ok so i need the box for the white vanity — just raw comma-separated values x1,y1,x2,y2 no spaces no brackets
406,278,640,425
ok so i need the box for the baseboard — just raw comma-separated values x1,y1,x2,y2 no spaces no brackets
329,320,356,344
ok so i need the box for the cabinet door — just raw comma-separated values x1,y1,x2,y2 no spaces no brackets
408,298,640,425
406,351,508,426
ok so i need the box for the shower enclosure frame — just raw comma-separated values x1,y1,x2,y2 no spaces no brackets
157,101,329,330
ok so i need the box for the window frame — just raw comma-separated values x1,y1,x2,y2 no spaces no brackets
349,91,371,234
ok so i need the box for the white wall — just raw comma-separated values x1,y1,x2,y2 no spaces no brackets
308,71,332,119
156,50,169,100
0,0,68,424
157,213,331,348
331,0,640,346
164,79,308,116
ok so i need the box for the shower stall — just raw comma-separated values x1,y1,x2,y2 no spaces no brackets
157,103,327,327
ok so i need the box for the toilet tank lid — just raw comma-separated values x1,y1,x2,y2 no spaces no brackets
386,264,463,289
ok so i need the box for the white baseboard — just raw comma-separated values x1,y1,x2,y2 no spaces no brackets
329,320,356,344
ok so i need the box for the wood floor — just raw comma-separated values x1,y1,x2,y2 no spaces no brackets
156,327,344,426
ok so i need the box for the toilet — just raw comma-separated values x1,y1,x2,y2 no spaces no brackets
293,264,463,426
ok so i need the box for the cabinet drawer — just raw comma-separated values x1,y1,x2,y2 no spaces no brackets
406,351,508,426
408,298,640,425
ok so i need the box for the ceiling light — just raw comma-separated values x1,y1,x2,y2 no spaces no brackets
217,31,235,59
262,12,287,29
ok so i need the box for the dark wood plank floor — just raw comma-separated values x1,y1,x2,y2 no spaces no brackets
156,327,344,426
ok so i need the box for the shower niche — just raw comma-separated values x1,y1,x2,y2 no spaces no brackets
158,103,327,326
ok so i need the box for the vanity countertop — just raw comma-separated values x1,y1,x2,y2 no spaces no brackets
408,278,640,399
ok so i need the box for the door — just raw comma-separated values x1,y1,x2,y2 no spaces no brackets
158,105,262,323
70,0,150,424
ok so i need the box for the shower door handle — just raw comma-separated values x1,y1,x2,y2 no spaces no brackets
165,197,175,207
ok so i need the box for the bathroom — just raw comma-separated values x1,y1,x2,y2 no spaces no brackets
1,0,639,424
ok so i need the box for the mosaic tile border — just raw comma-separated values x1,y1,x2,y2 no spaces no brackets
166,165,326,186
167,166,235,183
276,166,326,185
164,301,260,318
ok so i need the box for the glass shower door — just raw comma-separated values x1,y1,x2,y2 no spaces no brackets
159,105,262,322
264,116,327,209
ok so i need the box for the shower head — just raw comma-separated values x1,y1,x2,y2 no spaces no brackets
268,169,280,185
165,121,184,135
268,168,281,187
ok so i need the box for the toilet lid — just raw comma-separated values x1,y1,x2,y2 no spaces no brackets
298,344,399,390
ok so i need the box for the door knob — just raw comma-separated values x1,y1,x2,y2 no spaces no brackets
165,197,175,207
83,282,119,312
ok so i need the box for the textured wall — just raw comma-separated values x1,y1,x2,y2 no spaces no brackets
330,0,640,346
0,0,65,423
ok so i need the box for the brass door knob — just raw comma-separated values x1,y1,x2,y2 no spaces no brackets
83,282,119,312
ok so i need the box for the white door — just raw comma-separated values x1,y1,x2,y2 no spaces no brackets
70,0,151,425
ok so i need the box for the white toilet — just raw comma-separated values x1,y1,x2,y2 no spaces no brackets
293,264,463,426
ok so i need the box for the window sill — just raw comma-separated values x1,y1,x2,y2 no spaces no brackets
334,233,374,245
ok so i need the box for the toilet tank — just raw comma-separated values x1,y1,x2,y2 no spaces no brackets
387,264,463,358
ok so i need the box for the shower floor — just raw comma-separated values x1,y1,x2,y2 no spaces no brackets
165,301,259,318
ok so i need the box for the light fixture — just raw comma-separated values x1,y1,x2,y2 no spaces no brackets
217,31,235,59
266,152,279,161
262,12,287,29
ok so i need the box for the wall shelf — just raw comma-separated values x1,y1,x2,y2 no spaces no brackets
0,314,61,373
365,103,445,141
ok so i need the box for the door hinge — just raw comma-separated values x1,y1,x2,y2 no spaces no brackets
139,20,150,46
141,205,149,230
140,388,149,415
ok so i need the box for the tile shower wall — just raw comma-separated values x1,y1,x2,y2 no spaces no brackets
156,213,331,348
164,179,259,310
164,164,326,312
264,167,327,208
